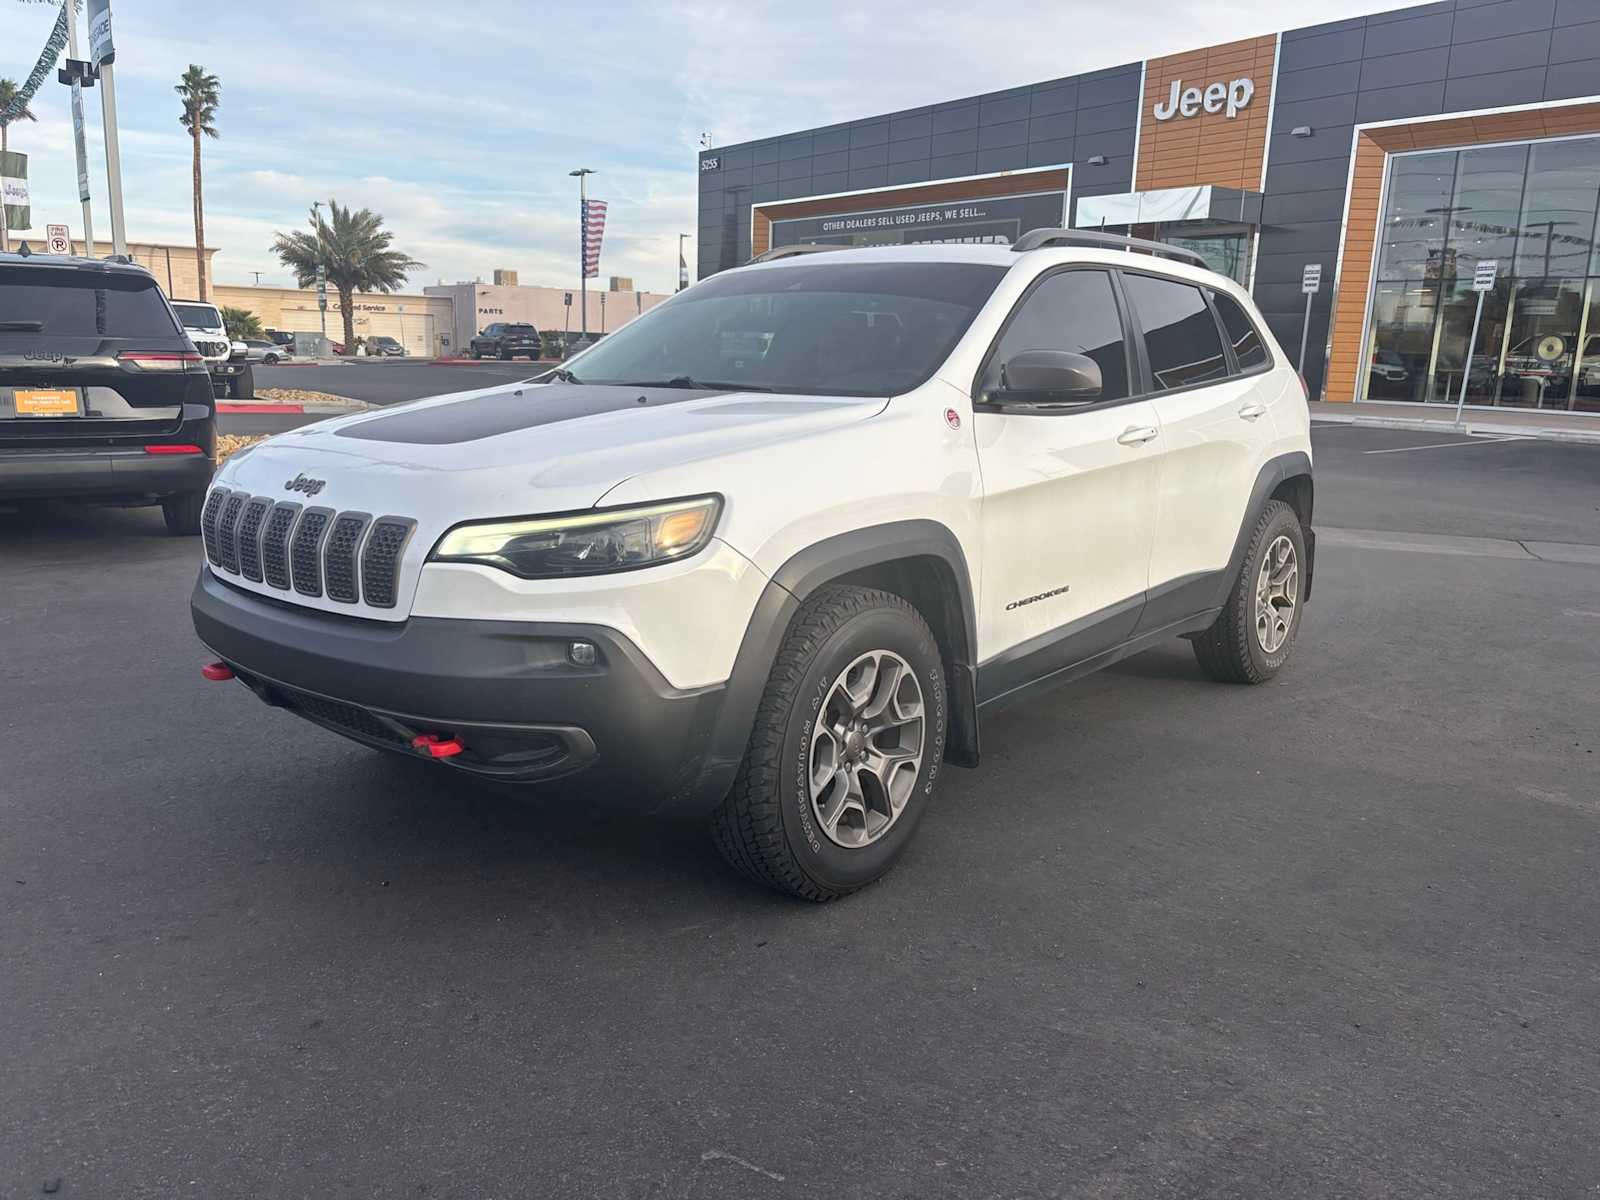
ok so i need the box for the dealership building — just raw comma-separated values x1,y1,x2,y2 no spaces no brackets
698,0,1600,414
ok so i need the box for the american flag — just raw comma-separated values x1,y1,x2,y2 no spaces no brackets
581,199,608,279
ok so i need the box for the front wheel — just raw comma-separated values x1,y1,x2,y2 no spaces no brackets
1191,499,1306,684
229,366,255,400
498,347,511,360
710,585,948,901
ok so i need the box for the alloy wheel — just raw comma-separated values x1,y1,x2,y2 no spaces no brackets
1254,534,1299,655
808,650,925,848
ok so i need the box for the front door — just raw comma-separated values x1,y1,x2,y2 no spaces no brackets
972,268,1163,701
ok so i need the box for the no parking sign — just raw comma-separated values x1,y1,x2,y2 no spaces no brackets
46,224,69,255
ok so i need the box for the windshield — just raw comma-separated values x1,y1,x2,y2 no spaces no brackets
563,261,1007,396
174,303,223,330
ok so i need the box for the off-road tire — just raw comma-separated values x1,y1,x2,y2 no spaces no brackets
498,347,511,361
1192,499,1305,684
710,584,948,901
161,490,204,536
229,367,255,400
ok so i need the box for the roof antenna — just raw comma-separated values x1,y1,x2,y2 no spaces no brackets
17,241,31,257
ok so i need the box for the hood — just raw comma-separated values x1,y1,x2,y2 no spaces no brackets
210,381,883,620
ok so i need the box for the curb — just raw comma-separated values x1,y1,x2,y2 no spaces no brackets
1312,411,1600,445
428,357,559,366
217,401,368,414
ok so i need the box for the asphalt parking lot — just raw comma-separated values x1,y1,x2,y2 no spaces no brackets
3,424,1598,1198
257,361,538,406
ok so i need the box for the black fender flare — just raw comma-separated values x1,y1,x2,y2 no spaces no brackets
1210,451,1315,611
677,520,981,813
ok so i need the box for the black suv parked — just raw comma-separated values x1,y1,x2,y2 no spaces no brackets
469,322,542,360
0,253,216,534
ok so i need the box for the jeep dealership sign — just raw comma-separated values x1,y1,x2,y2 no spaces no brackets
1154,77,1255,121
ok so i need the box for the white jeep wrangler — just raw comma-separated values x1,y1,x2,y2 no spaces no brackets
191,232,1313,900
172,299,254,400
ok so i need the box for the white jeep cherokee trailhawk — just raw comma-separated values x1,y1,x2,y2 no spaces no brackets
191,231,1314,900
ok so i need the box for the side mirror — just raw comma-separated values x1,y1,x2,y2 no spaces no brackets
989,349,1102,408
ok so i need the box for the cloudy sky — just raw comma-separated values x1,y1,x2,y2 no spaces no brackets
3,0,1396,294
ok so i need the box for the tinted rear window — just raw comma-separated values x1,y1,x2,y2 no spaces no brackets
0,266,180,338
1212,291,1270,372
1122,273,1229,391
506,324,538,335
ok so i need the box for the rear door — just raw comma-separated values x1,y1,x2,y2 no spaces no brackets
972,267,1163,699
0,263,198,445
1119,271,1276,629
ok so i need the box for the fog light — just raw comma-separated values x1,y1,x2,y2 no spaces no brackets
568,640,597,667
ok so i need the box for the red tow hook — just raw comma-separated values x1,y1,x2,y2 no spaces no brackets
411,733,465,759
201,661,235,681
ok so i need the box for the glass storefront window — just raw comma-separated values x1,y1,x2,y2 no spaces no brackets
1375,153,1456,282
1366,134,1600,412
1519,139,1600,278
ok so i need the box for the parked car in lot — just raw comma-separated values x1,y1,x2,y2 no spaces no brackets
1,251,215,534
470,322,542,359
242,338,290,364
171,299,254,399
191,233,1314,898
364,335,406,357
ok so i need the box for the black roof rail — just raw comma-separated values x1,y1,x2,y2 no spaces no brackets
749,243,853,263
1011,228,1209,269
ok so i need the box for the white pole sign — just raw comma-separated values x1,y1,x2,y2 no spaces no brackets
46,224,70,254
1298,263,1322,374
1456,261,1497,422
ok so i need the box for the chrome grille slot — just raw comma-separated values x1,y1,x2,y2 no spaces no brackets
200,488,229,566
361,518,415,609
323,512,370,604
290,507,333,597
235,497,272,582
216,493,246,574
260,502,301,590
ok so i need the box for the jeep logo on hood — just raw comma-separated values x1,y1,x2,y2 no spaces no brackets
284,473,326,496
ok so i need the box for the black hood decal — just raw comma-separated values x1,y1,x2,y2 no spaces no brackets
335,383,723,445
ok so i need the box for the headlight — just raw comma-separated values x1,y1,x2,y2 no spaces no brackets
430,496,722,579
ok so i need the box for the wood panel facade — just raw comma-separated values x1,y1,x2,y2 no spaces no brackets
1136,36,1277,193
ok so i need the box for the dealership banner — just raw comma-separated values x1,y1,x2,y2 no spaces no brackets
1,152,30,232
770,190,1066,251
582,199,608,279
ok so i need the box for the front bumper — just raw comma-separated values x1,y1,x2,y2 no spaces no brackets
190,568,736,808
206,360,248,379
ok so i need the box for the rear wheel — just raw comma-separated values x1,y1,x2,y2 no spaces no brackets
1191,499,1305,684
161,491,204,536
263,353,279,365
710,585,948,901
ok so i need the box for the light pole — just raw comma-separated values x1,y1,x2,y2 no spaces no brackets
62,0,96,260
311,200,327,342
678,233,690,292
570,167,595,343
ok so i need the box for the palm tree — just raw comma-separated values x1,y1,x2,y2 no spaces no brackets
272,201,423,354
175,65,219,300
220,306,263,340
0,79,36,155
0,78,37,254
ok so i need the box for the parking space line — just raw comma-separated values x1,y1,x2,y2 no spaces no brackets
1362,435,1530,455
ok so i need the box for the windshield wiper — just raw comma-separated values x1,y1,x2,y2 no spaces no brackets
544,367,582,383
0,320,44,331
623,376,774,392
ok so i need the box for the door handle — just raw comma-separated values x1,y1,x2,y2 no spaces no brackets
1238,402,1267,421
1117,425,1159,446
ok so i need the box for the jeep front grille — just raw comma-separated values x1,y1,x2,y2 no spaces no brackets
202,487,415,611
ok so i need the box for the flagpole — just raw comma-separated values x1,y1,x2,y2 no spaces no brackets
570,167,597,345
